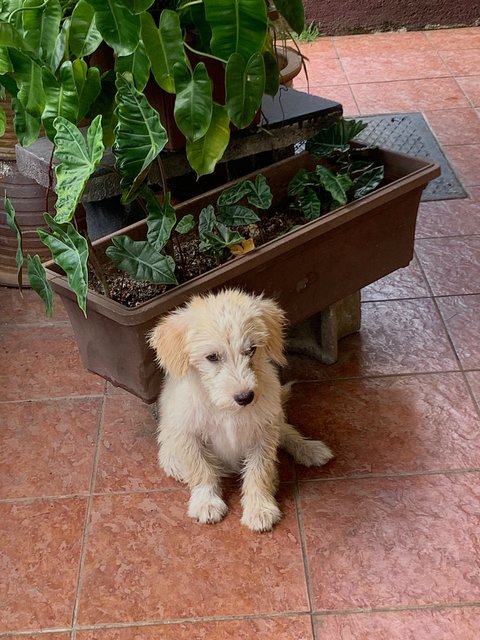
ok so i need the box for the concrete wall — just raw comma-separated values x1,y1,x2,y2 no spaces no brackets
304,0,479,35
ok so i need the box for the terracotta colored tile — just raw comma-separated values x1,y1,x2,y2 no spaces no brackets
1,635,71,640
457,76,480,107
77,615,313,640
362,256,430,301
284,299,458,382
314,606,480,639
0,326,105,401
439,48,480,76
78,487,308,625
444,144,480,187
352,78,469,114
342,51,449,84
0,498,86,633
465,370,480,402
298,37,337,58
0,287,69,325
0,398,100,499
293,56,348,88
287,373,480,479
300,473,480,610
424,108,480,145
416,188,480,238
436,295,480,369
425,27,480,50
334,31,432,57
416,237,480,295
294,85,359,115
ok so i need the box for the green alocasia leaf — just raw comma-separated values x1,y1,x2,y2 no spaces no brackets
132,0,155,13
306,118,369,157
246,174,272,209
175,214,195,234
173,62,213,142
198,204,216,238
4,196,23,289
217,205,259,226
0,19,25,50
204,0,268,61
217,180,251,206
186,102,230,177
226,52,264,129
0,104,5,135
27,254,53,316
38,214,89,316
70,0,103,58
86,0,141,57
8,48,45,118
53,115,105,223
141,9,187,94
106,236,178,284
116,39,150,92
315,165,350,207
262,49,279,97
144,188,177,252
298,187,321,220
288,168,314,197
273,0,304,35
12,96,41,145
22,0,61,60
48,15,69,72
353,165,385,199
42,61,79,139
73,59,101,122
215,221,244,245
113,72,168,204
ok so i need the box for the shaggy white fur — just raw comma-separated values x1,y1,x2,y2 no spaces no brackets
148,289,333,532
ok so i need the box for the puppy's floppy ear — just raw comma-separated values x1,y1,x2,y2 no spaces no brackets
258,297,287,367
148,311,189,377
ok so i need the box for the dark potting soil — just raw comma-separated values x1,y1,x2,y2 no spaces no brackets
89,209,302,307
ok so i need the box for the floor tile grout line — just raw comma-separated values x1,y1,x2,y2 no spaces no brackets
70,393,107,637
298,467,480,485
5,600,480,636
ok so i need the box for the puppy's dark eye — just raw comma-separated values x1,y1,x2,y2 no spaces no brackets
247,346,256,357
206,353,220,362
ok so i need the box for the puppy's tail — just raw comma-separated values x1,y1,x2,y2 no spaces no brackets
280,380,297,409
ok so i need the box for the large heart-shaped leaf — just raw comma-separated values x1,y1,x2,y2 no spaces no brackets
132,0,155,12
113,73,168,203
48,16,69,72
142,9,187,94
70,0,103,58
175,214,195,235
217,205,259,226
298,187,321,220
0,20,26,50
86,0,141,56
42,62,79,139
315,165,350,207
174,62,212,142
226,52,264,129
353,166,385,199
53,115,105,223
145,189,176,252
246,174,272,209
22,0,61,60
199,204,216,238
4,196,23,289
306,118,369,157
204,0,268,61
273,0,305,34
186,102,230,177
73,58,101,122
117,39,150,92
106,236,178,284
38,214,89,316
27,254,53,317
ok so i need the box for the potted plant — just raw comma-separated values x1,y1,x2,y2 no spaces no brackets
6,115,439,402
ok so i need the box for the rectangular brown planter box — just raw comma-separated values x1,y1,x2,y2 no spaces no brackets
46,149,440,403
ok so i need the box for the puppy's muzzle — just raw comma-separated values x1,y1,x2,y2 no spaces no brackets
234,390,255,406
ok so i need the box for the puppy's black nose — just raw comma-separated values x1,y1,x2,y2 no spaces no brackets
234,390,255,406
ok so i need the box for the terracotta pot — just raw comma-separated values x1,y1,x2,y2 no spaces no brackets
277,45,303,87
45,148,440,402
0,160,56,287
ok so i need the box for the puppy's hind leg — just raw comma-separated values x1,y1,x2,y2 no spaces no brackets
280,422,333,467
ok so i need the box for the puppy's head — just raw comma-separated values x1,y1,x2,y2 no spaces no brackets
148,289,287,411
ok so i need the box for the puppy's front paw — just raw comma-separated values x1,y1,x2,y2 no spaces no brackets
295,440,334,467
188,486,228,524
241,498,282,532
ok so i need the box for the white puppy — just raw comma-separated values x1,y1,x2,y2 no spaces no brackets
148,289,333,532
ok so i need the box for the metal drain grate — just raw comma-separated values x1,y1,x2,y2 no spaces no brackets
354,112,467,201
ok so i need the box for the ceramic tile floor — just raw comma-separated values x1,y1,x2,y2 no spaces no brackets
1,26,480,640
